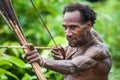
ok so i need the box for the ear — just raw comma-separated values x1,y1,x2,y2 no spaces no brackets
85,21,92,31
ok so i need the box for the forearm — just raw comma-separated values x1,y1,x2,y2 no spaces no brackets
39,56,97,74
40,58,77,74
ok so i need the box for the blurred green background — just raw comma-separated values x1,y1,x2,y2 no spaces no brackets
0,0,120,80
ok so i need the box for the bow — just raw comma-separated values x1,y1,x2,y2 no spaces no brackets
29,0,58,48
0,0,46,80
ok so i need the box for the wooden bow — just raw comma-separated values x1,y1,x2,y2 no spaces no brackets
29,0,58,48
0,0,46,80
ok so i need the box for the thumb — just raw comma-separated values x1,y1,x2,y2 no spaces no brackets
59,47,65,57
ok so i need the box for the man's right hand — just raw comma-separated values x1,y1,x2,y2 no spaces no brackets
51,46,65,60
22,43,41,64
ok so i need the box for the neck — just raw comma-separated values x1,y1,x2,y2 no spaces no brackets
78,30,95,48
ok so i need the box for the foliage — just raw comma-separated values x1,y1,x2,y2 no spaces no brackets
0,0,120,80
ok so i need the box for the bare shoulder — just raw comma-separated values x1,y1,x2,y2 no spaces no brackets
85,42,111,61
85,42,112,71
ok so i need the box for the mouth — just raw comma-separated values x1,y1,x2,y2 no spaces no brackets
67,38,75,41
66,36,77,46
67,36,76,40
67,38,76,45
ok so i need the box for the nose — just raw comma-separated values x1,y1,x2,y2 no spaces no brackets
65,28,72,37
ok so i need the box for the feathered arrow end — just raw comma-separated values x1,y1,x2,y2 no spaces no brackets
0,0,46,80
0,0,27,45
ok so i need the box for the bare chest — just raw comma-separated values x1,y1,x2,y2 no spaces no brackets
65,47,87,60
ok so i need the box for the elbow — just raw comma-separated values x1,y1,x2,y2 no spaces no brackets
61,67,76,74
62,64,78,74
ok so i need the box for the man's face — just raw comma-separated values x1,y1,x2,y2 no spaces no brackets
63,11,86,47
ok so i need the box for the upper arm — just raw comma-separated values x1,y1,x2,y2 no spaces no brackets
71,44,110,71
71,55,97,71
85,45,109,61
84,45,112,72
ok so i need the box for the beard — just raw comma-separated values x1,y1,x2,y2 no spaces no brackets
67,36,82,47
67,31,88,47
68,38,80,47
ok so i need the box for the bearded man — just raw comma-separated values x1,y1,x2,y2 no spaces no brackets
23,2,112,80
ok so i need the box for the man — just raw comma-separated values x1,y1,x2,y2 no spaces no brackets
23,2,112,80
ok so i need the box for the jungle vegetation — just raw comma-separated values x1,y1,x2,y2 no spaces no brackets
0,0,120,80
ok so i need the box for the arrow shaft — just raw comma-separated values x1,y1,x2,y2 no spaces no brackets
0,46,52,50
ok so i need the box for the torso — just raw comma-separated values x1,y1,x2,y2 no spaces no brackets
64,40,112,80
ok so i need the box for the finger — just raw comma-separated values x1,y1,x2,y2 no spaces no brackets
51,48,59,52
59,47,65,55
28,57,40,64
52,46,58,49
24,43,35,50
51,46,61,51
59,47,64,52
51,50,61,55
52,53,59,57
27,53,39,61
52,54,63,60
23,50,38,59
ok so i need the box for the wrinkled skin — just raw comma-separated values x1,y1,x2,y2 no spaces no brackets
51,28,103,60
23,10,112,80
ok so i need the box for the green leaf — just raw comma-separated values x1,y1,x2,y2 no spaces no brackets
0,55,26,68
22,73,30,80
0,60,12,66
0,68,19,80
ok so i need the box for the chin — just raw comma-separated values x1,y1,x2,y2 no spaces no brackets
69,41,80,47
69,43,77,47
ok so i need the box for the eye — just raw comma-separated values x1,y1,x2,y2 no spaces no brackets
62,25,67,30
71,25,76,29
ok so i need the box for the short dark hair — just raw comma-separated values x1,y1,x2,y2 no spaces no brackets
63,2,96,26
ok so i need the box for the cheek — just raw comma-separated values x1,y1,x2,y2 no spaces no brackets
74,30,82,38
74,28,86,41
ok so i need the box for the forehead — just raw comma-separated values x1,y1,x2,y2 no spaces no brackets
63,10,81,23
